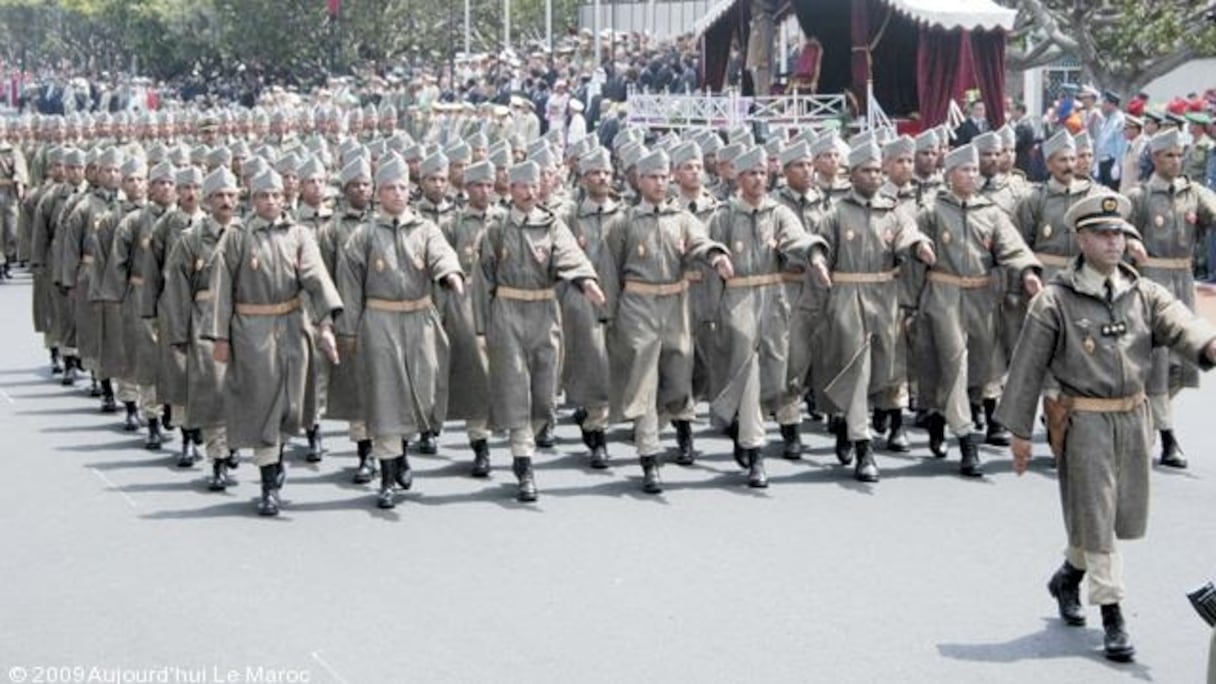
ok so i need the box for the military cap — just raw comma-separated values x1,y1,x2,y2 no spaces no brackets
342,145,370,167
403,143,426,163
149,161,176,183
670,141,703,168
529,146,556,169
700,134,723,156
445,141,472,164
1164,112,1187,128
464,160,495,185
338,138,360,157
201,167,237,196
374,153,408,187
297,155,326,180
249,169,284,195
468,132,489,150
1149,129,1182,153
1143,109,1165,124
779,140,812,167
230,140,251,159
489,145,513,169
241,156,268,179
998,124,1016,149
526,137,549,157
579,148,612,175
1073,131,1093,151
882,135,915,161
275,152,300,176
727,126,754,147
176,166,204,188
876,126,897,145
809,132,840,157
848,129,877,149
764,138,784,159
1102,90,1121,106
619,142,648,170
718,142,746,164
1063,193,1139,238
943,144,978,173
255,144,277,163
121,156,147,178
48,146,65,164
1079,84,1100,99
612,127,643,151
734,146,767,173
634,149,670,176
419,151,450,178
191,144,211,165
207,146,233,169
848,141,882,168
96,147,124,169
1042,129,1075,160
64,148,87,167
1186,112,1213,126
380,104,398,121
914,129,939,151
339,157,372,186
973,131,1003,153
509,160,541,184
167,145,190,167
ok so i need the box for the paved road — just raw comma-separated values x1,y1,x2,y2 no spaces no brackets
1,270,1213,683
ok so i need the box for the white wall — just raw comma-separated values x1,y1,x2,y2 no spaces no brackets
1142,58,1216,101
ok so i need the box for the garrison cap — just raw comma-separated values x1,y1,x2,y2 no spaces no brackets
201,167,237,196
578,148,612,175
509,160,540,184
670,141,703,167
973,131,1002,153
1149,129,1182,153
1042,129,1075,161
419,151,450,178
339,157,372,186
734,146,767,173
249,169,284,194
634,149,670,176
149,161,176,183
374,153,408,187
848,141,882,168
464,160,495,185
882,135,915,161
943,144,978,173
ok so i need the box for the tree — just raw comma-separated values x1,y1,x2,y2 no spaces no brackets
1002,0,1216,95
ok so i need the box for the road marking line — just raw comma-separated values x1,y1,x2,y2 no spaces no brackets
310,651,349,684
0,389,14,404
89,467,137,508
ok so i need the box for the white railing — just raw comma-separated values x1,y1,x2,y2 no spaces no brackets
625,91,848,132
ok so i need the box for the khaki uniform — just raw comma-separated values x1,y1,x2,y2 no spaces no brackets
90,199,142,382
598,199,726,455
673,189,721,400
60,188,120,370
316,203,370,435
144,208,200,410
202,213,342,465
36,182,87,354
1184,135,1213,184
815,192,928,441
916,191,1040,435
0,142,28,263
296,201,335,421
996,261,1215,603
705,197,826,447
334,211,461,460
772,184,827,423
882,179,932,408
473,206,598,456
24,181,59,340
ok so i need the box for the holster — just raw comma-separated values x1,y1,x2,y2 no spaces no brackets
1042,396,1071,459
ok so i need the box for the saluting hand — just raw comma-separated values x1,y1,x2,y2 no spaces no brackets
1011,436,1033,476
213,340,230,364
583,279,607,306
446,273,465,295
917,242,936,266
1023,272,1043,297
712,254,734,280
1126,239,1148,266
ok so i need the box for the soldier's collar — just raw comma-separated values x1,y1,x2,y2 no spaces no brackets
846,190,895,209
942,191,992,208
1148,173,1187,193
579,195,619,216
375,208,418,227
730,195,776,213
878,180,914,199
779,184,819,203
508,206,550,226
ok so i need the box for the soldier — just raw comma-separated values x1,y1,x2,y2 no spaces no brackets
916,144,1041,476
318,157,377,483
599,148,732,492
813,142,934,481
0,125,29,279
1184,112,1214,188
975,131,1023,216
26,146,66,375
36,147,88,386
997,193,1216,663
1074,131,1096,181
441,160,499,477
335,154,464,509
162,168,241,491
911,129,944,204
294,155,334,462
203,169,343,517
1125,129,1216,469
473,160,604,502
706,146,826,487
444,140,472,206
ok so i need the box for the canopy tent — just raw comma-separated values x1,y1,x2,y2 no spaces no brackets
698,0,1016,127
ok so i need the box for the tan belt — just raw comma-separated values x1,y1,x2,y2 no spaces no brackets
194,290,212,302
235,298,302,316
926,271,994,289
128,275,145,286
1034,252,1071,268
624,279,688,296
831,269,898,284
1141,256,1191,270
683,270,704,283
782,271,806,283
80,254,95,264
1059,392,1146,413
496,285,555,301
725,273,785,289
366,296,433,312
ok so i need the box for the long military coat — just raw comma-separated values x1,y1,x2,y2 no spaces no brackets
440,203,500,422
105,202,171,387
89,199,142,379
558,196,622,408
60,188,118,365
316,203,369,422
145,207,201,405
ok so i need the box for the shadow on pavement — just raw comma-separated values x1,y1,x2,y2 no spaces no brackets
937,618,1153,680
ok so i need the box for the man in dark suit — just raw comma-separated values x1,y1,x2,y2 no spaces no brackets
954,100,989,146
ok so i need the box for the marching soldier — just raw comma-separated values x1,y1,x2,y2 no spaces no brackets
599,148,732,492
473,160,604,502
36,147,88,385
0,126,29,278
916,145,1041,476
334,154,464,509
26,146,66,374
294,155,334,462
1125,128,1216,468
203,168,343,517
997,193,1216,663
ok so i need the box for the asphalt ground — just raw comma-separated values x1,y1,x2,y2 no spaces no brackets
1,270,1214,683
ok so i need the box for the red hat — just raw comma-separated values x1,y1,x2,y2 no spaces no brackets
1126,98,1145,116
1189,97,1206,112
1167,97,1188,115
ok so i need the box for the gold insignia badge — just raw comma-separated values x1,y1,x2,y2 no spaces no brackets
1101,197,1118,213
845,229,855,242
374,258,385,272
1042,224,1053,239
1083,336,1095,355
1186,211,1198,225
1155,215,1165,228
533,246,548,264
734,240,745,254
250,256,259,271
941,231,951,244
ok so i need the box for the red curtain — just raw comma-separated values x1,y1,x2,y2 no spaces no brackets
916,26,965,128
702,1,752,92
971,29,1008,127
850,0,872,112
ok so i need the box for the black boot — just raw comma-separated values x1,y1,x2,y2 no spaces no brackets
746,448,768,488
176,429,197,468
418,430,438,455
970,402,985,432
535,422,556,449
377,458,398,509
958,433,984,477
470,439,491,478
513,456,537,502
854,440,878,482
832,417,853,466
161,404,174,432
673,420,695,465
912,408,929,429
780,423,802,460
228,449,240,470
257,464,281,516
99,379,117,413
1047,561,1087,626
871,409,890,435
983,398,1011,446
61,356,79,386
1100,604,1135,662
640,455,663,494
395,448,414,490
804,391,824,422
50,348,63,375
88,373,101,397
727,420,748,469
588,430,609,469
208,458,235,491
886,409,910,453
304,424,323,462
927,414,948,459
352,439,376,483
145,417,164,451
122,401,140,431
1159,430,1187,468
